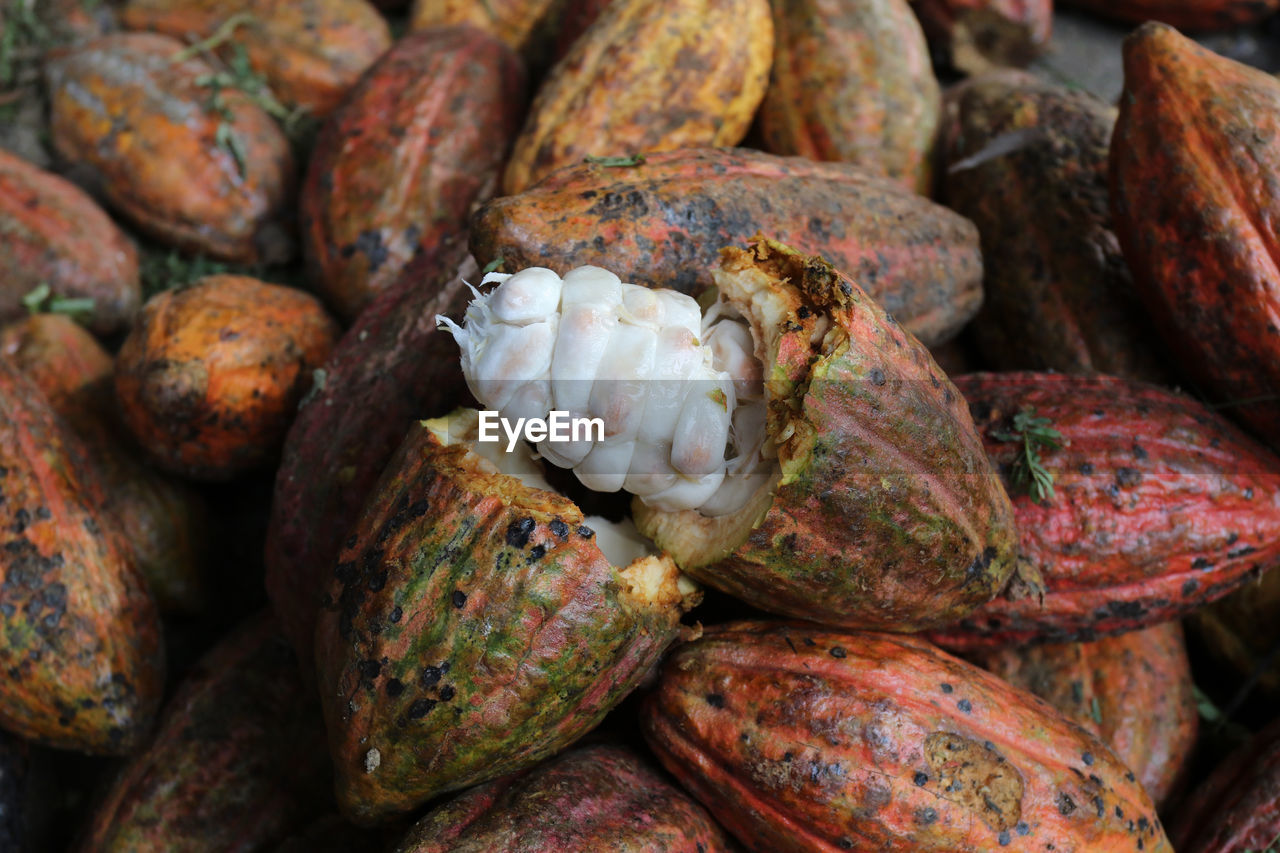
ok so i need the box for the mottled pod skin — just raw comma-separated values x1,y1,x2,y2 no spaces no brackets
636,239,1017,632
0,361,164,754
314,416,697,823
471,148,983,346
0,149,140,336
911,0,1051,72
1170,716,1280,852
642,622,1171,852
970,622,1197,805
265,249,476,674
1063,0,1280,30
410,0,567,61
300,29,526,321
501,0,773,193
933,372,1280,648
1112,23,1280,447
1192,569,1280,700
46,32,295,264
77,614,332,853
1,315,207,613
758,0,940,194
115,275,339,480
394,743,737,852
0,731,26,851
121,0,391,117
943,71,1167,383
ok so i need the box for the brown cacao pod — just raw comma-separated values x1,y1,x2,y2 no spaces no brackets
77,613,331,852
46,32,295,263
115,275,339,480
300,28,525,321
409,0,568,63
1170,716,1280,851
1,314,208,613
121,0,391,117
970,622,1198,805
1191,570,1280,702
394,743,737,852
942,70,1168,383
758,0,940,194
634,238,1017,632
932,372,1280,648
643,621,1171,852
1111,23,1280,448
0,149,140,336
314,411,698,822
1063,0,1280,30
265,249,476,674
471,147,983,346
0,360,164,754
911,0,1051,73
501,0,773,193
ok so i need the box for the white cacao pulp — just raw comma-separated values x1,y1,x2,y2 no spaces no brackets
438,265,770,516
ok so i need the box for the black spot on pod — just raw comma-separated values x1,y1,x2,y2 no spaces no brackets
913,772,928,786
407,698,437,719
549,519,569,539
706,693,725,708
829,646,847,659
506,518,536,548
451,590,467,609
957,699,972,713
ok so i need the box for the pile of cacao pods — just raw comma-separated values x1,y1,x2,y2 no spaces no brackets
5,0,1280,848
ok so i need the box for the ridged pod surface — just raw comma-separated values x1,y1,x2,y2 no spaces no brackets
942,71,1167,382
1063,0,1280,30
0,361,163,754
501,0,772,193
115,275,338,480
77,614,331,853
0,149,139,336
121,0,391,116
314,416,697,823
1,314,207,613
911,0,1051,73
394,743,737,852
46,32,295,263
635,239,1016,632
642,622,1171,852
1111,23,1280,447
300,29,525,321
933,372,1280,648
265,249,476,673
970,622,1197,805
1170,716,1280,851
758,0,940,194
471,148,983,346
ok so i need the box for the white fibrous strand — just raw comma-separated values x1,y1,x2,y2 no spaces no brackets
437,265,769,516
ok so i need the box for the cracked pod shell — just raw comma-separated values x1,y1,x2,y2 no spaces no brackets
314,414,697,823
635,237,1017,632
641,621,1170,852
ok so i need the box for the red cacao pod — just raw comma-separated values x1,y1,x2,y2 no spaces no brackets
1170,715,1280,852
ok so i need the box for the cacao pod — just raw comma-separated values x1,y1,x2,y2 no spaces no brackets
942,70,1168,383
1170,715,1280,852
77,613,331,852
933,372,1280,648
1111,22,1280,447
642,621,1171,852
46,32,295,263
300,28,525,321
970,622,1197,805
911,0,1051,73
121,0,391,116
265,249,477,674
1,314,208,614
758,0,940,194
1064,0,1280,30
393,743,737,852
0,360,164,754
633,238,1017,632
0,149,140,336
409,0,568,62
471,147,983,346
502,0,773,193
115,275,339,480
314,410,699,822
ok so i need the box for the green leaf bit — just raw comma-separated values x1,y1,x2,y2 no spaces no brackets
21,283,95,320
584,154,646,167
991,407,1063,505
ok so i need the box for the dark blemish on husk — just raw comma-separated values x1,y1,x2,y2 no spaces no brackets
527,544,546,563
451,590,467,609
577,525,594,539
1192,556,1213,570
940,683,953,694
407,698,436,718
1082,751,1094,766
549,519,569,539
386,678,404,697
506,517,536,547
957,699,972,713
439,685,455,702
1057,792,1076,815
1182,579,1199,595
914,771,928,786
1229,545,1258,559
389,606,403,623
916,808,938,826
998,831,1011,846
829,646,847,659
706,693,724,708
